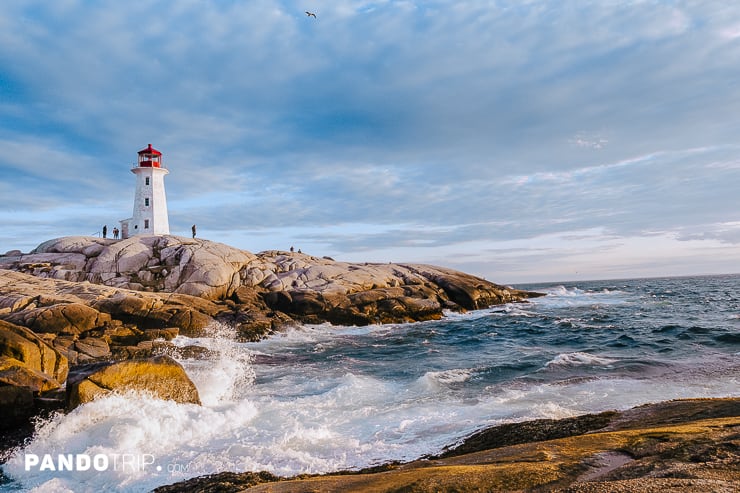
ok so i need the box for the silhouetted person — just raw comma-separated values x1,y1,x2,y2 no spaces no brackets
290,246,294,252
113,227,119,239
102,225,107,238
192,224,197,239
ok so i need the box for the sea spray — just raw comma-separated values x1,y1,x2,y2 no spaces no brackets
1,323,260,492
168,322,256,405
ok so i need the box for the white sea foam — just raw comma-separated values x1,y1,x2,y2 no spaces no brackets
3,393,259,493
169,323,255,405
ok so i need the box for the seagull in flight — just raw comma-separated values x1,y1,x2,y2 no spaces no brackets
305,11,316,18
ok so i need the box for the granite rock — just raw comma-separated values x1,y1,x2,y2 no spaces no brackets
0,236,541,340
0,319,68,386
66,355,201,409
1,236,538,312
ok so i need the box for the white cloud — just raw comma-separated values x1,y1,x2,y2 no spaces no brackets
2,1,740,281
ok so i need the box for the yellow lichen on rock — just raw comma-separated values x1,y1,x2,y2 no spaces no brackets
67,355,200,409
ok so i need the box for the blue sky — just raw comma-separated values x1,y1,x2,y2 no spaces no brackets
1,1,740,283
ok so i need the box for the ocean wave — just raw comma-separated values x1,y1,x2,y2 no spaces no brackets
530,285,628,309
404,368,476,396
2,393,260,493
545,352,617,368
169,322,255,405
421,368,474,386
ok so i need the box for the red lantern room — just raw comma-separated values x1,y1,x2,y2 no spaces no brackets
137,144,163,168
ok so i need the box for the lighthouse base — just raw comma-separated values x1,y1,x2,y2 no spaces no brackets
120,219,131,239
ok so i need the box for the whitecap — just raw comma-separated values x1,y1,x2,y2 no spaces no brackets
414,368,474,392
545,352,617,368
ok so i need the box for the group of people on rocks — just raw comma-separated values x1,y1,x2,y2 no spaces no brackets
101,225,119,239
101,224,196,239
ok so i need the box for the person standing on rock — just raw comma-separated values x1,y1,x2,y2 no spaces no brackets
102,225,107,238
113,227,119,239
192,224,197,239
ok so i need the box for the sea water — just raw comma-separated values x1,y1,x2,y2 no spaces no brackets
1,275,739,492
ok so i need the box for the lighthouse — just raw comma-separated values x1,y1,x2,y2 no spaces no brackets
120,144,170,239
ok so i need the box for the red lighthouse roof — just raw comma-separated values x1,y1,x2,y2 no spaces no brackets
138,144,162,156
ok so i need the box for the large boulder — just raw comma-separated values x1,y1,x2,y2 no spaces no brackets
403,264,527,310
264,285,449,326
3,303,110,335
0,356,62,392
2,236,256,300
256,256,540,325
0,270,222,339
0,320,68,386
90,291,216,335
0,320,68,431
67,355,201,409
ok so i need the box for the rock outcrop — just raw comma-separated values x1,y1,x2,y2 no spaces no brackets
0,269,225,364
66,355,201,409
0,319,69,430
1,235,540,332
0,319,68,391
4,235,256,300
0,235,540,428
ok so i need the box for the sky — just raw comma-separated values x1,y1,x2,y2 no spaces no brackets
1,0,740,284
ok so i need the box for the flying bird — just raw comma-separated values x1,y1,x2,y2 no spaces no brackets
305,11,316,18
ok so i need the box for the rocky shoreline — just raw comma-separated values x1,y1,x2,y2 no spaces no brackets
3,236,736,492
152,398,740,493
0,235,540,447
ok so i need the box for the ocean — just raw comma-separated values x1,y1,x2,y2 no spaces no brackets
1,274,739,492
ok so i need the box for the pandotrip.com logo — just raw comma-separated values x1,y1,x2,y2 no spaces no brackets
24,453,195,474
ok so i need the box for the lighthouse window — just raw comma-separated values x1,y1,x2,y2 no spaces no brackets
145,198,150,207
144,220,150,229
145,177,150,186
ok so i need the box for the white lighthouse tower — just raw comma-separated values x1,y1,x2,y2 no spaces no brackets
120,144,170,239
